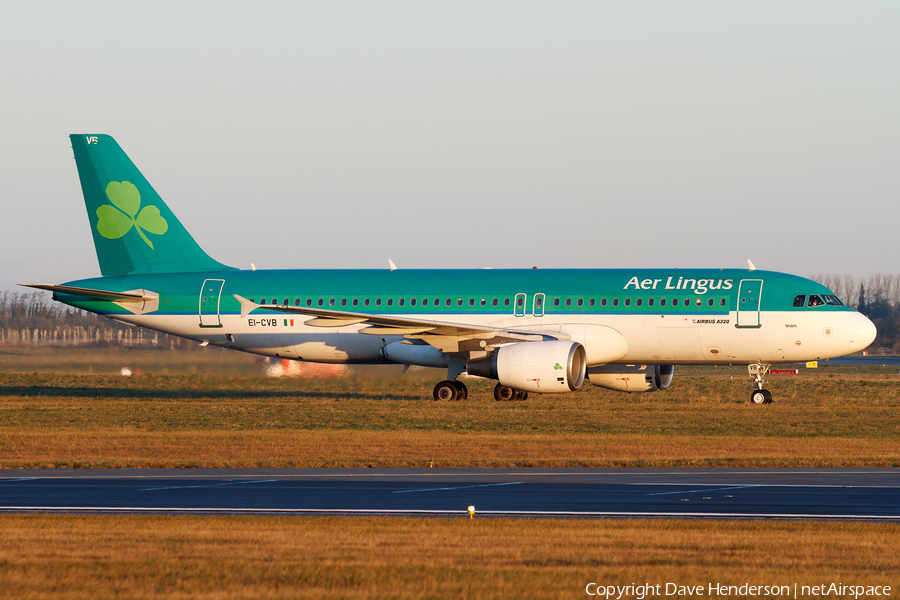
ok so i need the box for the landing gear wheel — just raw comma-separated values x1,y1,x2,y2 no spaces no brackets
750,389,772,405
493,383,516,402
515,390,529,401
455,381,468,401
433,380,458,401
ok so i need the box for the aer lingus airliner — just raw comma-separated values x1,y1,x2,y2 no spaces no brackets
24,135,876,404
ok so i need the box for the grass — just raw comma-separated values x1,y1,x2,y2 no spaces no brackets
1,515,898,599
0,347,899,467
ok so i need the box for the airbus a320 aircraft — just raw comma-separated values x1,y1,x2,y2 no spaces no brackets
24,135,876,404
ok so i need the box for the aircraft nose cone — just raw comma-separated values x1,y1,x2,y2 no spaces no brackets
848,312,877,353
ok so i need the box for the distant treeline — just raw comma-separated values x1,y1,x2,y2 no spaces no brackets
4,276,900,352
0,291,194,349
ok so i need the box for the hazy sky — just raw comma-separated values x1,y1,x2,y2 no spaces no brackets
2,2,898,292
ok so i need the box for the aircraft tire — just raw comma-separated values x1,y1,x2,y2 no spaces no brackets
493,383,516,402
750,389,769,405
763,389,773,404
515,390,528,401
455,381,468,401
433,380,458,401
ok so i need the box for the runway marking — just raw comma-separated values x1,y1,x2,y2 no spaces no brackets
139,480,278,492
392,482,524,494
0,478,38,483
1,506,899,520
646,485,761,496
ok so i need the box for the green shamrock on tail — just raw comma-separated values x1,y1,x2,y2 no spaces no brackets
96,181,168,249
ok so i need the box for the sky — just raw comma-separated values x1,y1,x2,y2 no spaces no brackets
1,1,898,292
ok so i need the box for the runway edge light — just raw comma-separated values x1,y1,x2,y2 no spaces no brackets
468,506,475,519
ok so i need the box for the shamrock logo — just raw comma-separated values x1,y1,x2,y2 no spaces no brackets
553,362,563,371
96,181,168,249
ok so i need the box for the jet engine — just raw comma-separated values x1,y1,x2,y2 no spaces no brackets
588,364,674,393
466,340,587,393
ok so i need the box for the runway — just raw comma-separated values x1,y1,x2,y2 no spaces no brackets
1,468,899,520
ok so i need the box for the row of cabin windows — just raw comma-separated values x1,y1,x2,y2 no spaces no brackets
249,296,729,309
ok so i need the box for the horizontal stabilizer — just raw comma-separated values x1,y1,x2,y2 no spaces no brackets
20,283,149,301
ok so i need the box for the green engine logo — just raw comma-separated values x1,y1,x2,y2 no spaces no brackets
96,181,168,249
553,363,563,371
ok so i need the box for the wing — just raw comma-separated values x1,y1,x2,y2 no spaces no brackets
233,295,567,354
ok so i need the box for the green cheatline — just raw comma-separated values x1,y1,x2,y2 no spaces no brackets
96,181,168,249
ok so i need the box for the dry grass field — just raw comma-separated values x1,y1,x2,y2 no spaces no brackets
1,515,898,600
2,347,900,598
1,346,899,467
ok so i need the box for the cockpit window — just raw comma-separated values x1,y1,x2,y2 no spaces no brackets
807,294,825,307
793,295,806,308
822,294,843,306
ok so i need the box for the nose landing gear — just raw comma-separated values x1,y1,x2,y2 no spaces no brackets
748,363,773,404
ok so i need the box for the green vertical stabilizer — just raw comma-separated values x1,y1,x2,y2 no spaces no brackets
71,134,234,276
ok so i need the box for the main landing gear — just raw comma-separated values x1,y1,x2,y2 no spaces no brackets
493,383,528,402
432,380,468,401
748,363,773,404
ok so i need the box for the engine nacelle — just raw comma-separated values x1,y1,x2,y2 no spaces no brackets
588,364,674,393
467,340,587,393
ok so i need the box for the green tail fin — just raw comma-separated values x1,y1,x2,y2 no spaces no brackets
71,134,234,277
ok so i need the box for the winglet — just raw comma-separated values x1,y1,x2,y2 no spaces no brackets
747,259,756,271
233,294,259,319
388,259,398,271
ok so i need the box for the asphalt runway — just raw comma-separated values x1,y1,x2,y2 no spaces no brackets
1,468,899,520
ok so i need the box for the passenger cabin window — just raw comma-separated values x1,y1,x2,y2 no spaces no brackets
504,298,510,307
329,298,335,306
624,298,630,307
283,298,288,306
589,299,595,307
707,298,713,307
410,298,416,306
457,298,463,306
481,298,486,306
612,299,619,307
306,298,312,307
375,299,382,307
793,295,806,308
317,298,323,307
341,298,347,307
398,298,404,307
446,298,452,306
469,298,475,306
601,299,607,307
648,298,654,307
577,298,583,307
387,298,393,306
352,299,359,307
492,298,498,307
635,298,642,307
364,299,370,306
720,299,726,306
554,298,560,307
294,299,301,306
565,298,571,307
660,298,666,307
808,295,825,307
517,297,524,307
422,298,427,306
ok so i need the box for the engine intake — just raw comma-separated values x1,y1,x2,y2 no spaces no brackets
588,364,674,393
467,340,586,393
